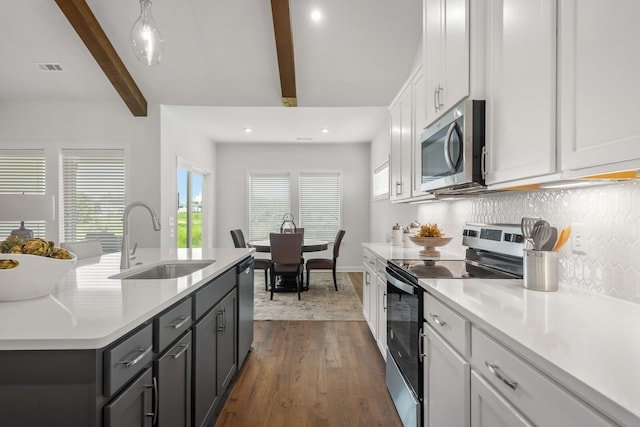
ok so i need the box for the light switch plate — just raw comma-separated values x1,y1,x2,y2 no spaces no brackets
571,223,587,255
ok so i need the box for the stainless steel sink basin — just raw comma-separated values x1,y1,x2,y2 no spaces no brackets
111,260,215,280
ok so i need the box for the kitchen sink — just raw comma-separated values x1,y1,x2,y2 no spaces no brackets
110,260,215,280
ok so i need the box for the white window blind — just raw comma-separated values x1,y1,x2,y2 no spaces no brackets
248,173,290,241
373,161,389,200
62,150,125,253
299,173,341,240
0,150,46,238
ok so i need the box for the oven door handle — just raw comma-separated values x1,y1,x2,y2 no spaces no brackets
385,270,417,295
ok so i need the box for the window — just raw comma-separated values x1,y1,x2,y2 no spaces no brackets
0,150,46,238
373,160,389,200
248,173,290,241
61,149,125,253
299,173,341,240
177,166,206,248
248,171,341,241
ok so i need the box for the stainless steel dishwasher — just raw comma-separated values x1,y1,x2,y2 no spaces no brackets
237,257,255,366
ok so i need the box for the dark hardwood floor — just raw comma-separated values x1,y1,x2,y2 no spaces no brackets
215,273,402,427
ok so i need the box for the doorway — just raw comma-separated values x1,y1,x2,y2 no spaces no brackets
177,166,205,248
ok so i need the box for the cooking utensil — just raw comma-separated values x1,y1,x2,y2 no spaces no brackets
552,226,571,251
532,220,552,251
521,217,540,249
540,226,558,251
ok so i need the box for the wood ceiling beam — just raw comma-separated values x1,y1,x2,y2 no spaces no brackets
270,0,297,107
55,0,148,117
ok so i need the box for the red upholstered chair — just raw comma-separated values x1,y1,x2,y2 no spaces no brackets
305,229,346,291
230,229,271,291
269,232,304,300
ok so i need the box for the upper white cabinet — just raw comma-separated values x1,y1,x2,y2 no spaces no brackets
424,0,470,126
484,0,557,187
390,70,419,201
559,0,640,177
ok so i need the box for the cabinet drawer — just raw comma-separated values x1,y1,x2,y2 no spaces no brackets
193,267,235,320
155,298,192,353
104,323,153,397
471,327,613,427
424,293,469,357
376,259,387,278
363,250,377,271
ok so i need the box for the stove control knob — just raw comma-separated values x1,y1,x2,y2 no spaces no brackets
504,233,524,243
464,229,478,237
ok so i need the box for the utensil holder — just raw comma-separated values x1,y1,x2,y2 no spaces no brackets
523,250,558,292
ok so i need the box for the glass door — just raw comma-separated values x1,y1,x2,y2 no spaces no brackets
177,167,205,248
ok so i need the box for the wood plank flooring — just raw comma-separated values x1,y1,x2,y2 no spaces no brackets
216,274,402,427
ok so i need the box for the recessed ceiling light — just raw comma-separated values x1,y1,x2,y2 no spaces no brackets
320,128,329,133
243,127,253,133
310,9,322,22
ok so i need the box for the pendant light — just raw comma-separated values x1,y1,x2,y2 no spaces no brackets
130,0,164,65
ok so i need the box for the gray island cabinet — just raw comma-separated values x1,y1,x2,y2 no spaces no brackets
0,249,254,427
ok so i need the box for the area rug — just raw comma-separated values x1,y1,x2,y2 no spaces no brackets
254,271,365,321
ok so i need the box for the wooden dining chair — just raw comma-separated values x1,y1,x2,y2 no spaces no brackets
230,229,272,291
269,232,304,300
305,229,346,291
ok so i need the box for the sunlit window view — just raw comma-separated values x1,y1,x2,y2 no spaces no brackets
177,168,204,248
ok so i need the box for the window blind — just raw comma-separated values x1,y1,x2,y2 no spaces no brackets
373,161,390,200
62,150,125,253
299,173,341,240
248,173,290,241
0,150,46,239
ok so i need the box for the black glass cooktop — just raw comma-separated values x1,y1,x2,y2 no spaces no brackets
388,258,520,280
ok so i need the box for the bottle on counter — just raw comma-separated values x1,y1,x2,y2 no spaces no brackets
392,223,404,247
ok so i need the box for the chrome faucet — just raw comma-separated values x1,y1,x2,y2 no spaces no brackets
120,201,162,269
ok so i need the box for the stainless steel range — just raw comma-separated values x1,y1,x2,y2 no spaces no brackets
385,223,525,427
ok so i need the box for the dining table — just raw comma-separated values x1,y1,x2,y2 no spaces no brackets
248,238,329,253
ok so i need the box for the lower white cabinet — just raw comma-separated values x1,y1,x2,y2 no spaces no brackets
376,275,387,356
470,371,532,427
424,324,470,427
362,249,387,360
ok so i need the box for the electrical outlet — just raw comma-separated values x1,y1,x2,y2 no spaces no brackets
571,223,587,255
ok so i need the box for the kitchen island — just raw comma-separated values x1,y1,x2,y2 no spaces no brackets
363,243,640,427
0,247,254,427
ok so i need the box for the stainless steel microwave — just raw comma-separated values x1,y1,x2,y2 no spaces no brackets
419,99,486,194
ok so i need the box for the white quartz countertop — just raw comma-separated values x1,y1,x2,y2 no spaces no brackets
363,243,640,426
0,248,253,351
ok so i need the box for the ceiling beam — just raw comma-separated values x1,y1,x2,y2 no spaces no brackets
55,0,148,117
270,0,297,107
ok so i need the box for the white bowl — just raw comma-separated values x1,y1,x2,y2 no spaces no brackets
0,253,77,301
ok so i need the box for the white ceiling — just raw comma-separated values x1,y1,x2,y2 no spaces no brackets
0,0,422,143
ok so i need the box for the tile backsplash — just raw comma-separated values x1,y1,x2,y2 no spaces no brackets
415,180,640,304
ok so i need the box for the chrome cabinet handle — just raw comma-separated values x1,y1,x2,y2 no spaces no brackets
419,328,426,360
217,310,224,332
396,180,402,195
485,361,518,390
434,84,444,112
145,376,158,425
245,267,251,274
383,292,387,311
433,86,439,112
172,343,189,360
430,313,447,327
169,315,191,330
121,345,152,368
481,146,487,179
443,122,462,173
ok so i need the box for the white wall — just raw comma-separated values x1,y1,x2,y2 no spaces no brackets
215,142,371,270
0,100,161,247
160,107,217,248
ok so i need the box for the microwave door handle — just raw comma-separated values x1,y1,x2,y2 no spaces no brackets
443,122,463,172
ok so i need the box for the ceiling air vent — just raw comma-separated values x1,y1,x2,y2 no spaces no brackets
296,137,313,141
35,63,64,72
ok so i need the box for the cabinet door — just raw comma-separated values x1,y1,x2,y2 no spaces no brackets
390,86,412,201
390,99,403,200
485,0,557,186
363,263,373,326
104,368,154,427
155,332,191,427
424,0,470,126
559,0,640,174
193,305,219,427
376,275,387,358
424,324,470,427
470,371,532,427
217,290,237,394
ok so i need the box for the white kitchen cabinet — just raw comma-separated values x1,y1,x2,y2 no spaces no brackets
471,371,532,427
423,0,470,126
424,324,470,427
559,0,640,177
390,81,413,201
484,0,557,187
363,262,376,334
376,275,387,357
